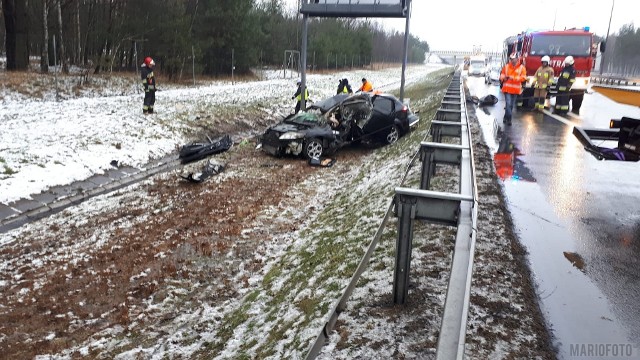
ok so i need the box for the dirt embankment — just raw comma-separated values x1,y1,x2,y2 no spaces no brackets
0,139,338,357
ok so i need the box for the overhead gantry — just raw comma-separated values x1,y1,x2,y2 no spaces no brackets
296,0,413,110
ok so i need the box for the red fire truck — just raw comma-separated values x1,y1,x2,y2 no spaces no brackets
503,28,598,113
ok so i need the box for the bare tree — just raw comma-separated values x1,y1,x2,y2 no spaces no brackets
41,0,49,72
2,0,18,70
2,0,29,70
56,0,68,73
75,0,81,65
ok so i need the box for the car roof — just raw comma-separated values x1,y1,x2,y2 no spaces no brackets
371,93,404,106
308,94,350,113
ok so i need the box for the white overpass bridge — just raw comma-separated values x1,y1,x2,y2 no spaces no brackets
428,51,502,64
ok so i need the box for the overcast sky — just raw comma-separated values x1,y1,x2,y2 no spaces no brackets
282,0,639,52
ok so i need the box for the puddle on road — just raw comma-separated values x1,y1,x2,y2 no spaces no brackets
473,104,633,359
493,133,537,183
563,251,586,271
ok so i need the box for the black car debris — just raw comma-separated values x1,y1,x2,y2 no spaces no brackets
260,93,419,159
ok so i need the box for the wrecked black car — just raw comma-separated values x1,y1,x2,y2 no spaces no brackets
260,93,419,159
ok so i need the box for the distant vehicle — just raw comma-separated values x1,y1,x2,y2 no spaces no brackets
260,93,419,159
485,64,501,84
468,63,485,76
503,27,599,112
468,54,486,76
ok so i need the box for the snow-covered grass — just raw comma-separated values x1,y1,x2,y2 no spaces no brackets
0,65,445,204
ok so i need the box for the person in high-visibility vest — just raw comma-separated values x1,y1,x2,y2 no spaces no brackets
337,78,353,95
358,78,373,92
336,79,345,94
499,53,527,125
533,55,554,110
140,57,156,115
554,56,576,115
292,81,309,113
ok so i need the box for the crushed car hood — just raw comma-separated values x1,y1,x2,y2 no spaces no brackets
269,122,307,133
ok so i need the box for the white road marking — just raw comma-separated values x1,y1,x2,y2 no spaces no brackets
541,109,574,127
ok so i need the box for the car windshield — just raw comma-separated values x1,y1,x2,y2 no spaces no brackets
530,34,591,56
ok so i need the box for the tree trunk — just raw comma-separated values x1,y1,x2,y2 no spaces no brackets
56,0,68,73
41,0,49,72
82,0,96,66
14,0,29,69
75,0,81,65
3,0,17,70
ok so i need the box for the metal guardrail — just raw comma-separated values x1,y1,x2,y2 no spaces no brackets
305,71,478,359
392,72,479,359
0,158,181,234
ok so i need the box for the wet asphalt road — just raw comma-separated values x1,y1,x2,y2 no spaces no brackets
466,75,640,359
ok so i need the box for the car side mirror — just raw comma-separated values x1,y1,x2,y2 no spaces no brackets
599,41,606,53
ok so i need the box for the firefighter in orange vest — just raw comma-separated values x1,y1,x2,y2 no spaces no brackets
533,55,554,110
141,57,156,115
500,53,527,125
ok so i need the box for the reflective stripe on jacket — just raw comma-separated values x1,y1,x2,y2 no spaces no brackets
557,65,576,92
295,87,309,101
141,66,156,92
500,62,527,95
534,65,555,89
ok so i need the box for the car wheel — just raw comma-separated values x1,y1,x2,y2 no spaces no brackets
303,137,324,159
386,125,400,145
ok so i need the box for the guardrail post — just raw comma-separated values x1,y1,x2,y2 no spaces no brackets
393,196,416,305
419,148,435,189
419,143,466,190
430,121,464,143
435,109,462,122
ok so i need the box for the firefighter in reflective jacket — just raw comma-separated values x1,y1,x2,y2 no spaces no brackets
292,81,309,113
533,55,554,110
500,53,527,125
337,78,353,95
554,56,576,115
141,57,156,115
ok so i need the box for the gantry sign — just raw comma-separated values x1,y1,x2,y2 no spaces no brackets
297,0,413,111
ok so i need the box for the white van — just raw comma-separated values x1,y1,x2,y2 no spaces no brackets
468,55,486,76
